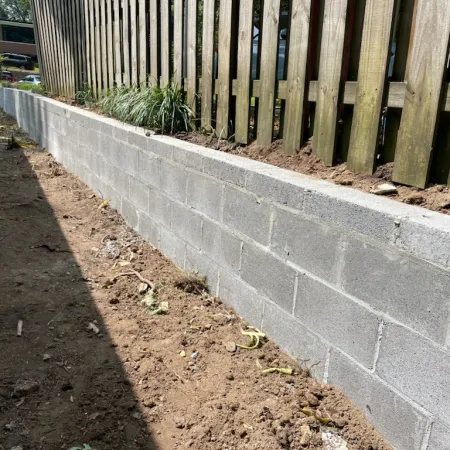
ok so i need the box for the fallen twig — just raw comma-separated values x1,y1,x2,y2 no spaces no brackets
17,320,23,337
118,271,154,289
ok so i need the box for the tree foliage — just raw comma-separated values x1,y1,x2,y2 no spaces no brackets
0,0,32,23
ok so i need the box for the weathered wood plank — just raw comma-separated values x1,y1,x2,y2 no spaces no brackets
107,0,114,89
283,0,312,154
94,0,103,93
200,0,216,130
32,0,50,89
257,0,281,146
130,0,138,85
312,0,348,165
346,0,396,174
123,0,131,86
100,0,108,92
139,0,148,85
186,0,198,119
114,0,122,86
160,0,170,85
235,0,254,144
393,0,450,188
89,0,98,96
173,0,184,85
149,0,159,85
216,0,234,138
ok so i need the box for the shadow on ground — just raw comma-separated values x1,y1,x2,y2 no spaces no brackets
0,137,157,449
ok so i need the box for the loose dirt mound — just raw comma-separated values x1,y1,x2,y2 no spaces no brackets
0,111,392,449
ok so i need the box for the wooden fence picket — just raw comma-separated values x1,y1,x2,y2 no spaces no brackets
114,0,122,86
393,0,450,188
173,0,184,85
149,0,159,85
312,0,348,165
346,0,396,174
186,0,198,119
139,0,148,85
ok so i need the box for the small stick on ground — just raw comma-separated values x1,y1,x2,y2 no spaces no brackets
17,320,23,337
118,271,154,289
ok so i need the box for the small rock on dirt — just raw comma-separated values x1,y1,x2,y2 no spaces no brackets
300,425,312,446
322,432,349,450
11,446,23,450
42,353,51,361
305,392,320,407
138,283,149,294
4,421,15,431
224,341,237,353
14,380,40,396
372,183,398,195
404,192,424,205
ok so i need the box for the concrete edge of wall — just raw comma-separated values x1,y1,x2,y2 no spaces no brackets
2,88,450,450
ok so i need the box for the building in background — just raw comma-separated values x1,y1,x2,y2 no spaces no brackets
0,20,36,58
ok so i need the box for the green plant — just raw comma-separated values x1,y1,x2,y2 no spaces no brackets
75,83,96,106
13,82,44,94
101,82,193,134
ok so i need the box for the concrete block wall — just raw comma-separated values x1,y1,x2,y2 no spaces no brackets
2,88,450,450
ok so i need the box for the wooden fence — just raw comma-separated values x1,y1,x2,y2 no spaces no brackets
30,0,450,189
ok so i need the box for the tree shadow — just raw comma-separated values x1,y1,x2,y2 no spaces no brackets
0,126,157,449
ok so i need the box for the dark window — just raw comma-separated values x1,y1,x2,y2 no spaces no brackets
2,25,35,44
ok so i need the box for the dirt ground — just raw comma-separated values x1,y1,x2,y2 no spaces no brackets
177,133,450,215
0,111,393,450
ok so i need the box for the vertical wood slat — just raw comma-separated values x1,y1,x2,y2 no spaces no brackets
139,0,148,85
114,0,122,86
123,0,131,86
74,0,83,87
149,0,159,85
235,0,254,144
94,0,103,93
346,0,396,174
32,0,49,90
66,0,75,93
257,0,281,147
201,0,216,130
312,0,348,165
100,0,108,92
186,0,198,118
130,0,138,85
107,0,114,89
29,0,46,87
216,0,234,138
393,0,450,188
89,0,98,96
160,0,170,85
283,0,313,154
53,0,67,95
173,0,184,84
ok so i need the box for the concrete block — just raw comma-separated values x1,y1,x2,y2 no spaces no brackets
160,159,187,202
271,207,341,284
202,218,241,272
245,167,307,210
341,238,450,344
240,242,296,312
147,135,174,159
160,226,186,269
128,127,148,149
186,171,223,220
109,139,140,177
103,161,130,198
171,203,203,250
397,212,450,270
148,188,172,228
129,177,149,214
303,186,401,243
262,300,329,380
328,349,428,450
173,140,205,170
377,323,450,424
185,246,219,295
223,186,271,246
219,269,264,327
427,422,450,450
121,197,139,230
295,273,379,368
138,211,160,247
203,154,249,187
137,150,160,188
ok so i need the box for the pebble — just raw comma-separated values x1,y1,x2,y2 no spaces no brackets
224,341,237,353
14,380,40,396
138,283,149,294
226,374,234,381
372,183,398,195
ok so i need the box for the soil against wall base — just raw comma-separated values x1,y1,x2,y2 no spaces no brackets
177,132,450,215
0,112,393,449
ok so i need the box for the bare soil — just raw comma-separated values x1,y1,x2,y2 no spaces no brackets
0,111,392,449
177,132,450,215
